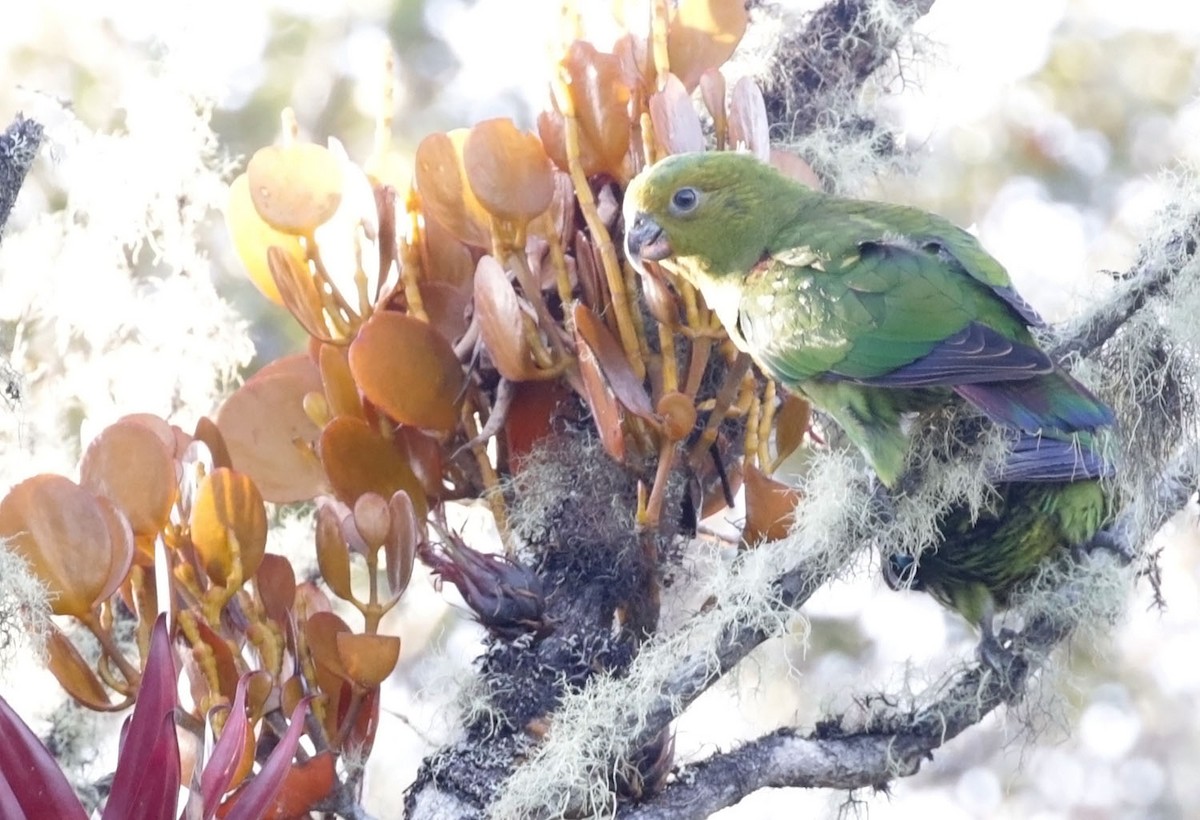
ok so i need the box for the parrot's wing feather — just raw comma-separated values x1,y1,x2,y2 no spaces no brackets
841,322,1053,387
907,236,1047,328
993,433,1114,482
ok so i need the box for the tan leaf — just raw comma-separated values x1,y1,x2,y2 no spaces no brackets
216,354,328,504
464,118,555,225
348,312,465,431
80,419,176,539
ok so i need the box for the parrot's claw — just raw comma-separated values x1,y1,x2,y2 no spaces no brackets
976,608,1019,676
1078,528,1135,565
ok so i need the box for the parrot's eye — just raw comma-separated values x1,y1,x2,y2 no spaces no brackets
669,186,700,215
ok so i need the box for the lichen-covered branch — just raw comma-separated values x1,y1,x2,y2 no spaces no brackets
619,473,1193,818
0,114,43,239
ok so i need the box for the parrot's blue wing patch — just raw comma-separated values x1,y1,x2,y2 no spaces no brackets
992,433,1114,483
841,322,1052,387
955,368,1115,433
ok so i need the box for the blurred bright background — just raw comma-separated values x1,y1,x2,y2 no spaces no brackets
2,0,1200,817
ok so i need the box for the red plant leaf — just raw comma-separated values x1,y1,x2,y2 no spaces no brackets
199,674,257,817
222,697,314,820
0,696,88,819
104,614,180,820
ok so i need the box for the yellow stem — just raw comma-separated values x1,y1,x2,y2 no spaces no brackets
401,188,429,320
542,215,575,313
82,612,141,691
651,0,671,91
759,380,777,468
557,78,645,380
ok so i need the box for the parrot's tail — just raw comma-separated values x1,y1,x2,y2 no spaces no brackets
955,368,1115,435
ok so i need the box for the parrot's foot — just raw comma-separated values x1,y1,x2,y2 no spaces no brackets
1074,528,1135,565
976,610,1020,677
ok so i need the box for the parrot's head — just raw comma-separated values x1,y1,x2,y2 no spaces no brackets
623,151,804,288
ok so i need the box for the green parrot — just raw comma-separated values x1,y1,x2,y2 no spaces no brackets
884,434,1115,630
622,151,1113,488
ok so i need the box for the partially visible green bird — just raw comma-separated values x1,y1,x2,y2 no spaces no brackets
623,151,1113,488
884,435,1115,629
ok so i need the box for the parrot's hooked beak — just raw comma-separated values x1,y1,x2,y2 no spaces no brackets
624,212,672,269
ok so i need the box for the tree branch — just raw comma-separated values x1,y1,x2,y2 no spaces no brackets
0,114,43,240
622,464,1195,818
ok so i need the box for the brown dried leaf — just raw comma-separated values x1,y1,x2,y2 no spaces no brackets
348,311,464,431
742,463,800,545
189,467,268,586
246,143,344,235
573,304,656,421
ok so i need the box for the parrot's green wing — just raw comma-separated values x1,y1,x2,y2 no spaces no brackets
737,201,1053,388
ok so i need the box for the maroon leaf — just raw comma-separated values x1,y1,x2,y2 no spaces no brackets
103,614,180,820
222,697,313,820
198,674,255,818
0,696,87,819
